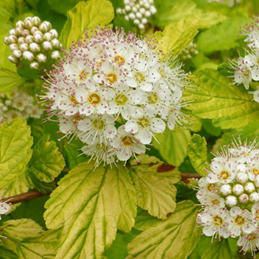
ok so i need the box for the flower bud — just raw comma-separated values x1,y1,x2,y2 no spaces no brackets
24,19,33,29
3,36,10,45
239,193,249,203
134,19,140,24
8,35,17,43
39,22,51,32
51,50,60,59
30,26,38,34
44,32,53,41
33,32,44,43
19,43,29,52
16,21,24,28
232,184,244,195
225,195,237,207
30,61,39,70
250,192,259,202
139,7,145,14
22,29,30,37
49,29,58,38
145,11,151,17
139,24,145,29
220,184,232,196
13,49,22,58
129,13,136,19
237,172,248,184
142,18,148,24
51,38,60,49
15,27,22,36
136,12,142,19
150,6,157,14
8,55,19,64
29,42,40,52
42,41,52,51
25,35,34,44
125,5,131,11
23,51,34,61
9,29,16,35
36,53,47,63
31,16,41,26
18,37,26,44
9,43,18,52
244,182,255,193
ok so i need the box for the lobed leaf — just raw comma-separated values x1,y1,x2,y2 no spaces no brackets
184,69,259,129
44,163,136,259
130,155,180,219
60,0,114,48
127,200,201,259
188,134,209,176
47,0,81,16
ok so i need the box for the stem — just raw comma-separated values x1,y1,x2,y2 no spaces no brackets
2,172,201,204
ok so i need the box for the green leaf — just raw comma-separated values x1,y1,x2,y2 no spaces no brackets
27,135,65,193
0,247,17,259
184,69,259,129
130,155,180,219
0,69,24,94
201,239,234,259
188,134,209,176
153,16,199,57
60,0,114,48
0,0,15,21
197,17,250,53
202,119,222,137
153,128,191,166
127,200,201,259
44,163,137,259
47,0,81,16
0,118,32,197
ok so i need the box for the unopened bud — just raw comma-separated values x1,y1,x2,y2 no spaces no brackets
51,50,60,59
30,61,39,70
244,182,255,193
44,32,53,41
239,193,249,203
36,53,47,63
250,192,259,202
51,38,60,49
42,41,52,51
16,21,24,28
220,184,232,196
30,26,38,34
23,51,34,61
19,43,29,52
9,43,18,52
29,42,40,52
39,22,50,32
134,19,140,24
24,19,33,29
33,32,44,43
8,55,19,64
25,35,34,44
21,29,30,37
142,18,148,24
9,29,16,35
18,37,26,44
15,27,22,36
150,6,157,14
145,11,151,17
232,184,244,195
225,195,237,207
49,29,58,38
237,172,248,184
139,23,145,29
8,35,17,43
13,49,22,58
3,36,10,45
31,16,41,26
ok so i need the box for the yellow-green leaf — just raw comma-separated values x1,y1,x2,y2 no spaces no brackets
44,163,137,259
127,200,201,259
153,128,191,166
184,69,259,129
130,155,180,219
188,134,209,176
60,0,114,48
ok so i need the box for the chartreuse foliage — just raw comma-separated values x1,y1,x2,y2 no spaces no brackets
184,69,259,129
60,0,114,48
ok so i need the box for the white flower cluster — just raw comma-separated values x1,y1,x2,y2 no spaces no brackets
41,27,188,166
4,16,62,70
228,16,259,103
0,88,43,123
196,138,259,256
116,0,157,30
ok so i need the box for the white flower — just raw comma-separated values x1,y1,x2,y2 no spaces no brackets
237,232,259,256
0,201,10,220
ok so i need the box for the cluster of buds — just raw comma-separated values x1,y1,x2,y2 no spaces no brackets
196,137,259,256
179,42,198,61
4,16,62,70
116,0,157,30
228,15,259,103
41,27,189,167
0,88,42,123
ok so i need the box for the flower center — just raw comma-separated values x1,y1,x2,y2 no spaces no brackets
137,117,150,128
255,210,259,220
213,215,223,226
121,136,134,146
234,215,245,226
88,93,101,105
253,168,259,175
148,92,158,104
247,233,258,241
207,183,217,192
159,69,166,78
73,114,84,125
78,71,88,81
70,95,79,105
115,94,128,106
93,118,105,130
136,72,145,83
106,73,117,84
114,55,125,66
211,199,220,206
219,170,230,180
